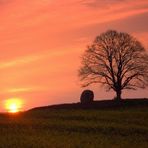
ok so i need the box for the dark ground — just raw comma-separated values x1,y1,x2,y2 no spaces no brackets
30,98,148,110
0,99,148,148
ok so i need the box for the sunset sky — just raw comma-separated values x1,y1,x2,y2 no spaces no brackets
0,0,148,112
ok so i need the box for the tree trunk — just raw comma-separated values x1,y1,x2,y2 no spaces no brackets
115,90,122,101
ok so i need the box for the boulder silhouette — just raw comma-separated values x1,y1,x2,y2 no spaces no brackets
80,90,94,104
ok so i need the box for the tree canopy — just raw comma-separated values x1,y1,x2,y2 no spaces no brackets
79,30,148,100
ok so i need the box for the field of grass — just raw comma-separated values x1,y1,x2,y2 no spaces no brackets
0,106,148,148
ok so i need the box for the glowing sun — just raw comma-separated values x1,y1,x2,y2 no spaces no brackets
5,98,23,113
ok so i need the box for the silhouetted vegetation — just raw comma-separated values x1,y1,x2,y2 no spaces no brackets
79,30,148,100
0,101,148,148
80,90,94,104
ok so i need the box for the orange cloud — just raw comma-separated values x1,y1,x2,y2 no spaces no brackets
0,0,148,112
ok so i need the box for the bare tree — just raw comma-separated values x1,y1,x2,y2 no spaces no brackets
79,30,148,101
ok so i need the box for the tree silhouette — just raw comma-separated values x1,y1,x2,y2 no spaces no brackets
79,30,148,101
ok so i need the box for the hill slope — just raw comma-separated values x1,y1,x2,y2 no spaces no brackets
29,98,148,111
0,98,148,147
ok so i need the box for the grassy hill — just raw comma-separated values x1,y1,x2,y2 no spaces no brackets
29,98,148,110
0,99,148,148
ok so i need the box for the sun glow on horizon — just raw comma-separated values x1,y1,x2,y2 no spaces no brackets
5,98,23,113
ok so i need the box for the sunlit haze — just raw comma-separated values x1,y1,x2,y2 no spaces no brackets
4,98,23,113
0,0,148,112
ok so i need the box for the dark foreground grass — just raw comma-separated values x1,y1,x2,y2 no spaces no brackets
0,106,148,148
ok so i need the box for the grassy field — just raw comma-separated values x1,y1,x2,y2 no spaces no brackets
0,105,148,148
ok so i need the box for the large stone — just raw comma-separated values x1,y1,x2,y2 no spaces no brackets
80,90,94,104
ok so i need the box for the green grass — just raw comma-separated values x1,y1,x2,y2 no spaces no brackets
0,106,148,148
